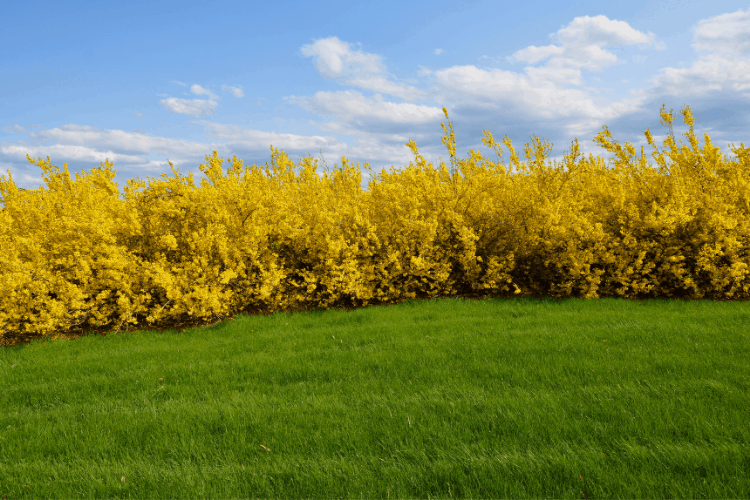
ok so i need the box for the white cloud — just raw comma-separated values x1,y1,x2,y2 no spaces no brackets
289,15,668,133
190,84,219,101
285,89,443,125
1,140,169,181
434,49,444,55
2,125,27,135
299,36,430,101
507,45,567,66
0,130,224,196
190,120,341,151
24,125,208,157
222,84,245,97
643,9,750,95
691,8,750,56
159,97,218,118
507,14,663,72
155,83,224,118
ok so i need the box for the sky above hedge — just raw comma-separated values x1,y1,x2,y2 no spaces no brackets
2,0,750,203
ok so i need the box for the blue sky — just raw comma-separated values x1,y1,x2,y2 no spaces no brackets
2,0,750,207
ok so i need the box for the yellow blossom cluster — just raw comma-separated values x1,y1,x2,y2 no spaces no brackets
1,104,748,343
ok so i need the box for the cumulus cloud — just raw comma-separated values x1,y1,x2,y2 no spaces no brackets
644,9,750,95
299,36,431,102
293,14,668,129
691,8,750,56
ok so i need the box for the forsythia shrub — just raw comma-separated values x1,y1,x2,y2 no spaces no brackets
1,103,748,344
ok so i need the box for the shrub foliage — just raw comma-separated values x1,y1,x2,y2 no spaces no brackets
1,103,749,344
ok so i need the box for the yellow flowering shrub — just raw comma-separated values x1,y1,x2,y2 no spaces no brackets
1,103,748,344
586,104,750,299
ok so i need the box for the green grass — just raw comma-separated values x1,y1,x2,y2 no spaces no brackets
1,294,748,499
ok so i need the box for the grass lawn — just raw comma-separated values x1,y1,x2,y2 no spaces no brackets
0,293,748,498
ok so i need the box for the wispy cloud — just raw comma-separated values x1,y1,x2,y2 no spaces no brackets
159,96,218,119
222,84,245,98
190,84,219,101
1,125,27,135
